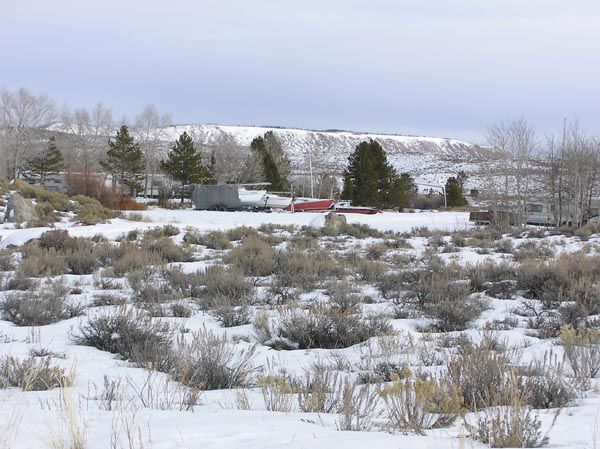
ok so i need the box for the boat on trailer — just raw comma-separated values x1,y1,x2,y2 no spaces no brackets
259,193,293,209
238,188,267,207
331,201,382,214
285,198,336,212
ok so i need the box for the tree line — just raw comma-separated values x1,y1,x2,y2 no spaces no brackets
0,87,467,208
0,87,299,200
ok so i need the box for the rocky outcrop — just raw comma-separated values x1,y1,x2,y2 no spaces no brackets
4,193,38,224
323,211,347,235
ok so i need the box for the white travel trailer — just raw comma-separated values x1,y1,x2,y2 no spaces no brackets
525,198,600,226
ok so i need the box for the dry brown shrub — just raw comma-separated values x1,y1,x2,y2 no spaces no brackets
112,243,164,276
274,250,345,291
0,356,74,391
444,341,512,410
73,308,173,367
201,265,253,301
20,246,69,277
225,236,275,277
273,304,392,349
198,231,231,250
172,328,257,390
2,281,81,326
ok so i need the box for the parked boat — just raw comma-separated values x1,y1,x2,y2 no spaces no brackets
332,201,382,214
259,193,293,209
238,188,267,207
285,198,336,212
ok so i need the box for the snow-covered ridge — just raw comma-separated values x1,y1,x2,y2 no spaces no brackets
160,123,490,162
161,123,477,148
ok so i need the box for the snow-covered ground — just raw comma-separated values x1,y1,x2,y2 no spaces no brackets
1,207,599,449
0,210,472,249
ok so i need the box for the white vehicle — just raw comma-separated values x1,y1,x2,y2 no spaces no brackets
525,198,600,226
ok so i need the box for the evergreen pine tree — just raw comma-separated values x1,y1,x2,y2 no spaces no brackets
390,172,418,209
101,125,144,197
445,175,468,207
160,132,211,203
250,134,290,191
26,136,64,186
209,150,217,183
341,140,399,208
263,131,291,186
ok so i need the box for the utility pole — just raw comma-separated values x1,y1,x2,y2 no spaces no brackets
308,150,314,198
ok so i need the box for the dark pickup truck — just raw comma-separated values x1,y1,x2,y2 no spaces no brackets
469,210,519,226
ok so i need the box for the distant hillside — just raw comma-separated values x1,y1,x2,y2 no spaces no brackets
160,124,497,186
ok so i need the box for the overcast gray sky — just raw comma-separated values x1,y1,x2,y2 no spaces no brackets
1,0,599,143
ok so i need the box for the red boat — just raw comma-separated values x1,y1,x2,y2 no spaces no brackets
285,198,336,212
330,201,381,214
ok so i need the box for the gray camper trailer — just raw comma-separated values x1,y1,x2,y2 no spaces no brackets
192,185,243,211
525,199,600,227
524,201,556,226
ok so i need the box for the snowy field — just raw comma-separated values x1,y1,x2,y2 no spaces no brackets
0,210,472,249
1,207,599,449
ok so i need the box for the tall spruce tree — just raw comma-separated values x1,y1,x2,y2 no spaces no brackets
26,136,64,186
390,172,418,209
341,140,399,208
160,132,211,203
263,131,291,185
101,125,144,197
250,133,290,191
445,174,468,207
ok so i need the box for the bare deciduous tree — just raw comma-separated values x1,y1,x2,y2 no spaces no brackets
542,124,600,227
0,87,56,179
134,105,172,196
486,118,536,223
196,133,249,184
59,102,113,195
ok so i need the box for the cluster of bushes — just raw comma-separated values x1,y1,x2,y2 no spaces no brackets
559,326,600,388
467,261,517,296
1,280,82,326
379,372,463,434
71,301,575,445
0,355,73,391
13,180,116,226
442,340,575,447
74,308,174,369
255,303,392,350
8,229,193,280
517,252,600,316
71,195,115,225
12,179,146,227
225,236,275,277
379,263,486,331
74,308,255,390
126,269,189,317
66,172,146,211
273,250,345,291
162,264,253,326
309,222,385,239
196,230,231,250
14,231,107,277
14,179,72,226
